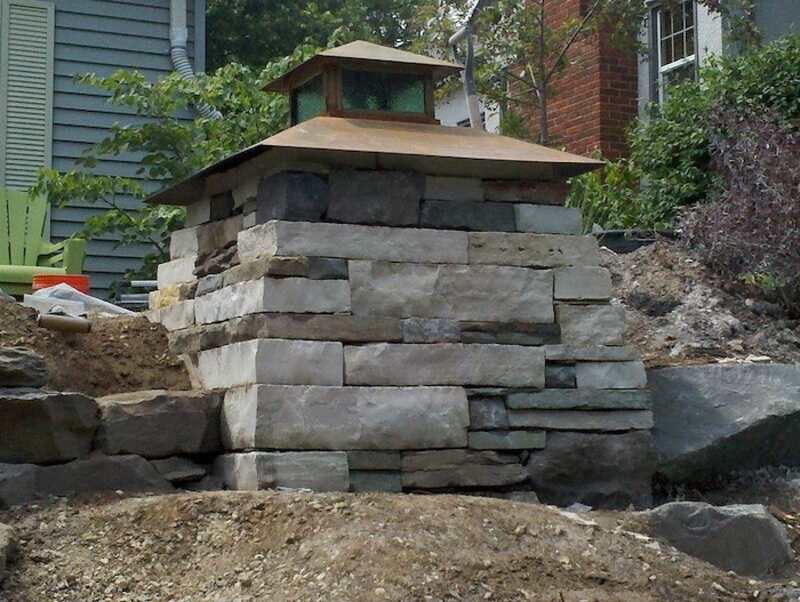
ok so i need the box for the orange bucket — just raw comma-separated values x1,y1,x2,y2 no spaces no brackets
32,274,91,295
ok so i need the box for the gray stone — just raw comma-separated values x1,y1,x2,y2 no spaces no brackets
554,267,613,301
503,491,541,504
170,214,243,260
238,221,469,264
222,256,309,287
460,322,561,346
94,390,222,458
209,192,235,221
484,180,569,204
649,364,800,483
345,343,545,387
402,450,528,489
157,256,197,288
349,261,554,323
468,431,546,450
213,452,349,492
327,170,422,226
307,257,348,280
425,176,484,201
197,339,344,388
508,409,654,431
468,232,601,268
401,318,461,343
526,431,656,509
556,304,626,346
645,502,793,577
347,451,401,471
576,361,647,389
420,200,515,232
169,314,402,355
0,389,98,464
222,385,469,451
194,277,351,324
350,471,403,493
515,205,583,235
150,457,207,484
546,364,576,388
0,522,17,583
35,455,174,497
185,197,211,227
507,389,652,411
0,464,37,508
0,347,47,388
469,397,509,430
543,345,639,362
196,274,224,296
153,299,195,331
255,172,329,223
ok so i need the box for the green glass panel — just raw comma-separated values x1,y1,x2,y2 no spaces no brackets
293,75,324,123
342,70,425,114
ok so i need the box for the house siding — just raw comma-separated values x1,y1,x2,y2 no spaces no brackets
50,0,205,297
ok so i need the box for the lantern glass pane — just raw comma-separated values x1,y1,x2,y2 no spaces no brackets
293,75,324,123
342,69,425,114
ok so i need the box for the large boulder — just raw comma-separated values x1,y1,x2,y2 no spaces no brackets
649,364,800,483
0,347,47,388
0,389,98,464
525,431,656,509
645,502,793,577
0,522,16,583
94,390,222,458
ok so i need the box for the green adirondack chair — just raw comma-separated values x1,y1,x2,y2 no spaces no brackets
0,188,87,296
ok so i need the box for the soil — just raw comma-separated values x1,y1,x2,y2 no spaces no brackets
0,490,779,602
0,299,189,397
605,241,800,368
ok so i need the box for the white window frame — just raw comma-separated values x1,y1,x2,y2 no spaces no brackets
655,0,697,104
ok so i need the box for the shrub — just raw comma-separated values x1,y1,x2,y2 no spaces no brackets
681,109,800,316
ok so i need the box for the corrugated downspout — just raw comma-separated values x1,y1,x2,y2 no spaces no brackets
170,0,222,119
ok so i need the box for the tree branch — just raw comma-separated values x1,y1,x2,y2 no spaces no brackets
544,0,604,84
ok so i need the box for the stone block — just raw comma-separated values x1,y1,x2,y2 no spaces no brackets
307,257,348,280
213,452,349,492
545,364,576,388
194,278,351,324
460,322,561,346
556,304,625,346
238,220,468,264
0,522,16,581
401,450,527,489
576,361,647,389
420,200,515,231
350,471,402,493
155,299,195,331
36,455,174,497
554,267,613,301
468,232,601,268
0,389,98,464
0,347,47,388
327,169,422,226
149,282,197,310
469,397,509,430
347,451,402,471
0,464,38,508
543,345,639,362
185,197,211,227
484,180,569,204
468,431,546,450
222,385,469,451
209,192,235,221
425,175,484,201
401,318,461,343
94,390,222,458
196,274,224,297
196,339,344,388
508,409,654,431
349,261,554,323
507,389,652,411
222,256,309,286
150,457,207,484
514,204,583,235
157,256,197,288
345,343,546,387
170,214,243,260
255,172,329,223
526,431,656,509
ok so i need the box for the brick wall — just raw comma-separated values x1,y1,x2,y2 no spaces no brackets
517,0,638,159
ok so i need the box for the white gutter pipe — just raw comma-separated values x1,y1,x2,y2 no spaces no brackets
170,0,222,119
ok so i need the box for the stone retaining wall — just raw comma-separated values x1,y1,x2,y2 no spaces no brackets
147,168,655,509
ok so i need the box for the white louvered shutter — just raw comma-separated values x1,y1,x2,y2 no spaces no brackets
0,0,54,190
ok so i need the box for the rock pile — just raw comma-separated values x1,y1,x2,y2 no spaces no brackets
150,169,655,507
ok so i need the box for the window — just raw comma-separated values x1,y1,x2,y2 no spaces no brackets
656,0,696,103
341,69,426,114
290,75,324,124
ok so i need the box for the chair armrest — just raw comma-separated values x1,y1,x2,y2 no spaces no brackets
38,238,87,273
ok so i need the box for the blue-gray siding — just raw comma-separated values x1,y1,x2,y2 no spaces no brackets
755,0,800,43
51,0,205,297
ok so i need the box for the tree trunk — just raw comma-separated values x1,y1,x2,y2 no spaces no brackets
539,90,549,145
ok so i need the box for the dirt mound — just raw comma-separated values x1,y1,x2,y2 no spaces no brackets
606,242,800,368
0,491,766,602
0,300,189,397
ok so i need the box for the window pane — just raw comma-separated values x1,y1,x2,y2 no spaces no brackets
684,0,694,28
686,26,695,57
662,34,673,66
342,70,425,114
293,75,324,124
672,7,682,33
660,9,673,37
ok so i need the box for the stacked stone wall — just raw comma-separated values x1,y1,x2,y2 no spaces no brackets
151,168,655,509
